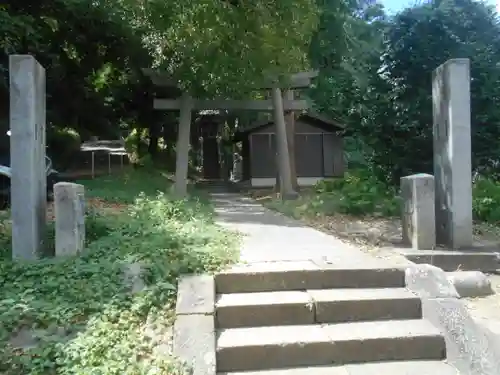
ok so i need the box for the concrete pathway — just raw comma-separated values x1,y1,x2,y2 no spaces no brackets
212,192,395,266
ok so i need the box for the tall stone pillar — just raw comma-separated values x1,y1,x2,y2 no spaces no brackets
432,58,473,249
9,55,47,260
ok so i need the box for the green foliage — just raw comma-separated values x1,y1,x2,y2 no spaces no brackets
267,169,400,218
124,128,150,163
0,169,239,374
0,0,157,144
472,176,500,223
313,0,500,184
46,127,81,168
140,0,319,96
314,170,400,216
268,168,500,227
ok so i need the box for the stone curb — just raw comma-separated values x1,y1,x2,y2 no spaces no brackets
173,274,216,375
406,264,500,375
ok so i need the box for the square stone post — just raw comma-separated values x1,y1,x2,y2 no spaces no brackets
432,58,473,249
9,55,47,260
54,182,85,257
401,174,436,250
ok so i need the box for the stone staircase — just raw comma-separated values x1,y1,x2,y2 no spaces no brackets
213,261,459,374
195,179,235,193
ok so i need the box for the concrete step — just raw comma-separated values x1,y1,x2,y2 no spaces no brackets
217,360,459,374
216,262,405,293
216,288,422,328
216,319,445,372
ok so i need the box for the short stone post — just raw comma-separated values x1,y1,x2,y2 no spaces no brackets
9,55,47,260
432,58,473,249
401,173,436,250
54,182,86,257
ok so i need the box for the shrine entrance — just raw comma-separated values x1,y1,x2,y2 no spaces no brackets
143,69,317,198
202,138,220,180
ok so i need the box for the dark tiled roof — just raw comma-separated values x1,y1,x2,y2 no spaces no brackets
235,111,345,136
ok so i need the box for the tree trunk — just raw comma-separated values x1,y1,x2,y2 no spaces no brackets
271,87,297,199
173,93,193,197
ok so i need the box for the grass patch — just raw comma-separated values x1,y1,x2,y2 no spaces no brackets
257,169,500,225
0,168,240,374
257,169,400,220
253,169,500,247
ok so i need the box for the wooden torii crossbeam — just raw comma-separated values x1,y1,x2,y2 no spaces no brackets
143,69,318,197
154,98,309,111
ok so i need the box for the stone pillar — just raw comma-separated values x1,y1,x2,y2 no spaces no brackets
401,173,436,250
54,182,85,256
9,55,47,260
173,93,193,197
284,89,298,190
432,58,473,249
271,87,297,199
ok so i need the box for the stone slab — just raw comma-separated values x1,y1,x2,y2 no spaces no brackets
406,263,500,375
217,324,333,372
177,275,215,315
216,287,422,328
447,271,494,298
309,287,421,323
174,314,216,375
217,366,349,375
345,360,459,375
406,264,460,299
216,361,459,375
400,249,499,272
216,319,444,372
216,291,314,328
216,262,405,294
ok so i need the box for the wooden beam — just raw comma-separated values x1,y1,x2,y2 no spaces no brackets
292,70,319,80
142,68,318,89
260,70,319,89
154,98,309,111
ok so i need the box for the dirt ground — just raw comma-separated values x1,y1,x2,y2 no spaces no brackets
250,189,500,327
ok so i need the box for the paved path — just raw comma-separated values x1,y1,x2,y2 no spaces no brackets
212,192,396,266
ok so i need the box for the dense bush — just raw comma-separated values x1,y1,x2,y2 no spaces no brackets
46,127,81,169
124,128,150,164
267,168,500,226
314,170,400,216
320,169,500,223
472,176,500,223
0,169,239,374
266,169,400,218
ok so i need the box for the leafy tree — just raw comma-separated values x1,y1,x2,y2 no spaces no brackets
138,0,320,96
314,0,500,184
0,0,152,149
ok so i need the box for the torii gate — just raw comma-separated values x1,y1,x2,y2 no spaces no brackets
143,69,317,198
